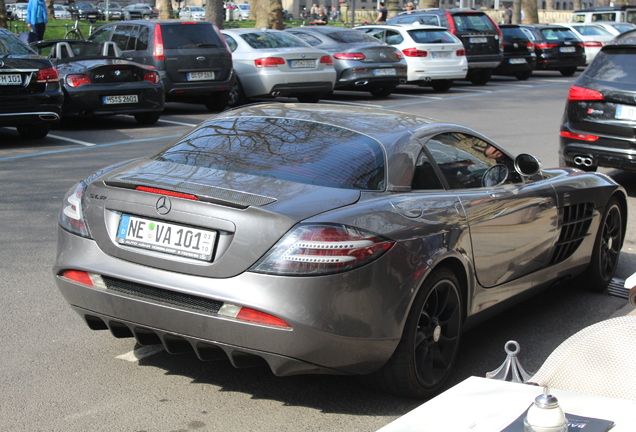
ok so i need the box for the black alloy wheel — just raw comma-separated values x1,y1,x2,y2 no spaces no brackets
227,79,248,107
369,85,395,98
430,79,453,91
583,198,623,292
469,68,492,85
361,267,462,398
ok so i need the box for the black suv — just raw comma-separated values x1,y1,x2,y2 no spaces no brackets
0,28,63,139
559,34,636,172
518,25,586,76
69,2,104,22
493,24,537,80
88,20,235,111
387,8,503,85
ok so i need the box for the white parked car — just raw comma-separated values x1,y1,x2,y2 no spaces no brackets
356,24,468,91
589,21,636,36
179,6,205,21
12,3,28,20
227,3,250,20
553,23,616,64
53,4,72,19
220,28,336,107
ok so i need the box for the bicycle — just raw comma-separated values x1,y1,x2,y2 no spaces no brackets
64,19,91,40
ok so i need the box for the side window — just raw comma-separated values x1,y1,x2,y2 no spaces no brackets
111,25,134,51
224,34,238,52
288,31,322,46
385,30,404,45
88,26,112,44
425,133,515,190
412,151,444,190
366,28,386,42
136,26,149,51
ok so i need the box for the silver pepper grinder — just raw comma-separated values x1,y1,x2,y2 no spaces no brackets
523,387,568,432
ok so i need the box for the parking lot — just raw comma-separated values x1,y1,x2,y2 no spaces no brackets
2,71,634,431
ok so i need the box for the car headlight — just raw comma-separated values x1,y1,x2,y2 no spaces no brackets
249,223,394,276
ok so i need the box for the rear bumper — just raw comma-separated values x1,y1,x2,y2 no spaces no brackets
560,123,636,171
0,111,61,127
466,54,503,70
493,56,536,75
63,84,164,117
0,91,63,126
536,56,586,70
164,69,235,102
335,66,407,90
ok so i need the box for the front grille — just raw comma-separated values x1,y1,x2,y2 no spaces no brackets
550,202,594,265
102,276,223,314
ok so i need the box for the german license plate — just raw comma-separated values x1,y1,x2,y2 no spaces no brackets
560,46,576,53
431,52,451,59
0,74,21,85
374,68,397,76
615,104,636,121
187,71,215,81
117,215,216,261
510,58,527,64
469,37,488,43
103,95,138,104
290,59,316,68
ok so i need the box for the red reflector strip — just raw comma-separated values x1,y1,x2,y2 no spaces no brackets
560,130,599,142
135,186,199,200
236,308,291,328
62,270,94,286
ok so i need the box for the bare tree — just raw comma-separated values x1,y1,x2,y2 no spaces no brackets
522,0,538,24
205,0,225,29
0,0,7,29
157,0,173,19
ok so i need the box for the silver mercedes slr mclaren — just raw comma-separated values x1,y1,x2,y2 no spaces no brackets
54,103,626,398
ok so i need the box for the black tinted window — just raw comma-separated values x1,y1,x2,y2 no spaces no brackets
154,118,386,191
239,32,307,49
501,27,530,40
540,28,580,41
162,24,223,49
584,48,636,83
323,30,380,44
0,31,35,55
452,13,497,32
111,25,133,51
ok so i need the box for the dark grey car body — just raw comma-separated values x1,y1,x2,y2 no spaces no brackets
54,103,626,398
284,26,407,97
88,20,235,111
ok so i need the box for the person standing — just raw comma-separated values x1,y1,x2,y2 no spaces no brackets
26,0,48,41
374,1,387,24
313,7,328,24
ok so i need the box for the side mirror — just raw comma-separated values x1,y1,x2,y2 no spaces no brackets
514,153,541,177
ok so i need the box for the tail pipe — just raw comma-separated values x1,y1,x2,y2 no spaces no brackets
574,155,594,167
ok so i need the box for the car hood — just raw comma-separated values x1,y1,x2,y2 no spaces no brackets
83,158,362,277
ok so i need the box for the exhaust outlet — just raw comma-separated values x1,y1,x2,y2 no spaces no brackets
38,114,60,121
354,80,369,86
574,155,594,167
271,91,281,97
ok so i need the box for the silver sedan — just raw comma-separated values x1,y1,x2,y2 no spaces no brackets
221,29,336,106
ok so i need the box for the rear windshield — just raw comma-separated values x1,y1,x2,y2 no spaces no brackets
540,27,580,41
0,32,35,55
154,118,386,191
501,27,530,40
161,23,224,49
583,47,636,83
321,29,380,44
239,31,307,49
452,13,497,32
572,25,612,36
408,29,457,44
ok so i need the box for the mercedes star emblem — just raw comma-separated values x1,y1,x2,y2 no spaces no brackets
156,196,172,215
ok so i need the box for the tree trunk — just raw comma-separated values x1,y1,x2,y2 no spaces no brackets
268,0,283,30
522,0,538,24
255,0,269,28
205,0,225,29
157,0,173,20
0,0,7,29
47,0,54,21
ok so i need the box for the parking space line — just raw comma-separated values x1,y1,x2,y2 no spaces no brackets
47,134,96,146
158,119,199,127
116,345,164,362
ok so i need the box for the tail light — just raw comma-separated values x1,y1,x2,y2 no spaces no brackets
526,42,535,52
255,57,286,67
402,48,428,57
36,67,60,83
66,74,91,87
250,224,394,276
560,131,599,142
319,55,333,65
333,52,365,60
143,70,161,84
535,42,558,49
60,182,92,238
445,11,457,35
153,23,164,61
456,48,466,56
567,85,604,101
583,41,603,47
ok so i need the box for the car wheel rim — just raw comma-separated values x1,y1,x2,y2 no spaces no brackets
600,205,621,281
228,81,240,105
414,278,461,388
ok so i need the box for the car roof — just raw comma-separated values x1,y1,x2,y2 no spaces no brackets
357,23,448,31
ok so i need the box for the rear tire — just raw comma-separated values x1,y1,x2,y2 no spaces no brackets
560,67,577,77
134,112,161,125
370,85,396,98
469,69,492,85
204,91,230,111
514,71,532,81
431,80,453,92
17,123,51,139
579,198,623,293
296,93,321,103
360,267,462,398
227,79,248,107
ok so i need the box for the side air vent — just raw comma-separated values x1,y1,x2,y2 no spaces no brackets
550,202,595,265
102,276,223,314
